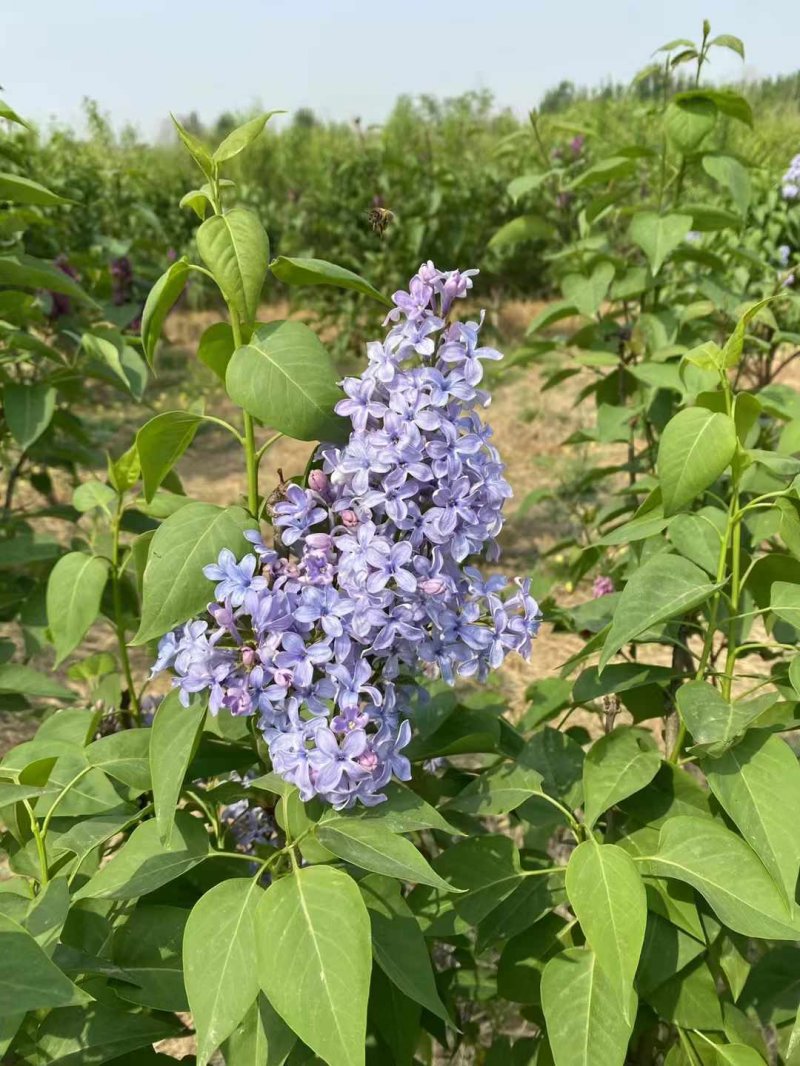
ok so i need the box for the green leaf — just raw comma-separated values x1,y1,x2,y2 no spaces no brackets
197,321,235,381
582,727,661,828
197,208,269,328
569,156,636,189
600,554,717,669
488,215,555,250
446,761,544,814
52,805,139,865
150,689,206,845
703,731,800,905
318,817,453,891
140,257,189,367
32,1003,181,1065
629,212,693,275
46,552,109,665
665,96,717,152
171,114,213,172
73,480,117,514
669,506,726,574
658,407,736,515
0,253,96,304
256,865,371,1066
74,810,209,900
33,750,123,817
136,411,204,502
226,320,347,442
676,681,768,757
475,871,564,950
434,836,524,925
565,841,646,1018
710,33,745,58
541,947,635,1066
0,100,28,126
82,330,148,399
185,878,262,1066
702,154,751,214
85,728,152,791
642,815,800,939
770,581,800,626
222,995,296,1066
213,111,281,163
349,782,461,835
497,913,566,1004
112,904,189,1011
359,874,451,1025
636,912,705,996
4,383,56,449
0,662,74,700
0,912,89,1013
0,171,72,206
518,726,585,808
561,262,614,317
133,502,256,644
646,956,723,1029
722,298,774,368
270,256,391,306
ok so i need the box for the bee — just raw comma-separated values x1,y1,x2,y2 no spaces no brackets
367,206,395,237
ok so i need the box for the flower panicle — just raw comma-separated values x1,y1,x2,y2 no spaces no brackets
152,263,541,809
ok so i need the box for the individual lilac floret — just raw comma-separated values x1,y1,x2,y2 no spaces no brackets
152,263,541,809
782,153,800,201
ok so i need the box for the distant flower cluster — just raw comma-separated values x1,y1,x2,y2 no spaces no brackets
152,264,540,808
782,153,800,201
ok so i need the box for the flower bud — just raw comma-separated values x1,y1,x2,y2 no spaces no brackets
308,469,329,495
305,532,333,552
341,509,359,528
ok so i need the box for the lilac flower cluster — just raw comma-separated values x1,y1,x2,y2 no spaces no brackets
783,154,800,201
152,263,541,808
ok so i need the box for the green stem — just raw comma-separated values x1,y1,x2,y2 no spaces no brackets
22,799,49,886
678,1028,703,1066
533,791,584,841
111,499,140,723
243,412,259,516
521,865,567,878
256,431,284,466
722,491,742,702
226,305,260,516
41,765,93,840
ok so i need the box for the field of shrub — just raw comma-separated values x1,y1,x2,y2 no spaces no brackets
3,20,800,1066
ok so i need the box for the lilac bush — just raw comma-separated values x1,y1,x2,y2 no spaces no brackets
152,263,541,808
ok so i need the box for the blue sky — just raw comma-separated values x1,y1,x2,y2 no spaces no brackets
5,0,798,139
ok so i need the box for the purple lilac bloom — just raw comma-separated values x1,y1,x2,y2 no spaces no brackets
782,153,800,201
49,255,78,318
110,256,133,305
152,263,541,808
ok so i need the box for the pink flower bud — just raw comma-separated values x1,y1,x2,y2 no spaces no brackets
358,750,379,771
341,510,359,528
420,578,446,595
308,469,329,495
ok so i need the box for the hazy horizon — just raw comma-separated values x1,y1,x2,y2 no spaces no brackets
5,0,799,141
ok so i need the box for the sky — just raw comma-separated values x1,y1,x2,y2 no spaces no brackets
4,0,799,140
